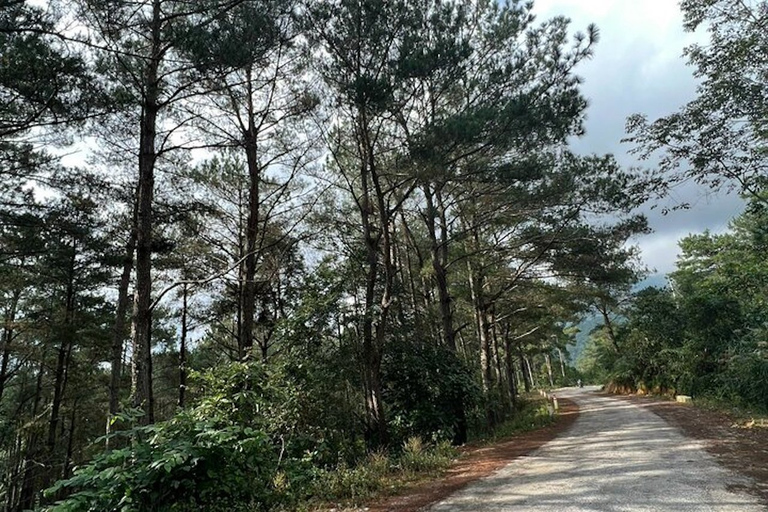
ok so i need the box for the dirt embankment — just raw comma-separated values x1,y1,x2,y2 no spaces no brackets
365,399,579,512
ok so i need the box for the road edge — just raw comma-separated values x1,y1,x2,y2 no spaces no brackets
364,398,580,512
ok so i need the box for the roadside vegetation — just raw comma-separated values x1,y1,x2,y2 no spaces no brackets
579,197,768,412
44,365,554,512
578,0,767,414
1,0,764,510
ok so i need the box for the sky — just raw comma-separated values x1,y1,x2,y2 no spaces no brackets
531,0,745,280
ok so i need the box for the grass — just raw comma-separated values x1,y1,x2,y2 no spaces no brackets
685,395,768,428
297,396,559,511
488,395,556,442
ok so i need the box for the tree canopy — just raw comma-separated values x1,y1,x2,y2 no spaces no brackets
5,0,765,510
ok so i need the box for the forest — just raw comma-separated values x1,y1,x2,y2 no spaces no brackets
0,0,765,510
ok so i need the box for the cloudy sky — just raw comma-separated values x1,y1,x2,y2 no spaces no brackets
532,0,745,280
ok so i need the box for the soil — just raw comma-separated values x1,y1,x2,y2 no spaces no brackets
612,394,768,505
363,399,580,512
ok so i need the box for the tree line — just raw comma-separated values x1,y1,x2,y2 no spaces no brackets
580,196,768,409
1,0,762,509
581,0,767,408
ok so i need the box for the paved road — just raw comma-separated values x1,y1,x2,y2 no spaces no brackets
429,387,764,511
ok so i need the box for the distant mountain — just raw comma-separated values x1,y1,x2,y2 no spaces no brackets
568,274,670,363
568,314,600,364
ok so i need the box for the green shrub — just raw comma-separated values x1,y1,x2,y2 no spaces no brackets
45,363,302,512
490,398,555,441
383,340,480,446
399,437,455,475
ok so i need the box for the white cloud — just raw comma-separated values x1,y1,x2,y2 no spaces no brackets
530,0,742,277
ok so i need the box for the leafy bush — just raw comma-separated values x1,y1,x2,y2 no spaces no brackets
489,397,555,441
45,363,299,512
383,340,480,445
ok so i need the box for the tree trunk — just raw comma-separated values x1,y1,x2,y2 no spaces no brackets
18,355,46,511
491,308,505,394
557,347,567,378
178,284,188,408
422,186,468,443
47,243,77,482
0,289,20,402
130,0,162,424
60,400,78,485
598,300,621,354
544,353,554,388
358,108,389,446
503,325,518,409
525,355,537,388
518,344,531,393
109,201,137,419
423,185,456,350
238,73,261,360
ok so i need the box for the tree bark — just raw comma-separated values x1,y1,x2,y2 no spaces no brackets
598,299,621,354
503,325,518,409
423,185,456,350
0,289,20,402
544,352,554,387
130,0,162,424
557,347,567,378
18,355,46,511
178,284,188,408
47,243,76,477
518,344,531,393
109,200,137,418
238,70,261,360
358,108,389,446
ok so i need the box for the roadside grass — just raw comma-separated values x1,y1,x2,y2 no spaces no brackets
487,395,556,442
298,439,457,511
685,395,768,429
604,384,768,429
296,396,557,511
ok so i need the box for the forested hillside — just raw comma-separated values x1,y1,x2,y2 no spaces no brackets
579,198,768,407
581,0,767,409
0,0,764,510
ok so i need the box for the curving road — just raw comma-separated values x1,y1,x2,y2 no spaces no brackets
428,387,764,511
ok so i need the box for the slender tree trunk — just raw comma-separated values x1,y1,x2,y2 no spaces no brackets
109,202,137,419
491,311,509,419
178,284,188,408
131,0,162,424
598,300,621,354
544,353,554,387
503,325,518,409
47,245,76,478
18,355,46,511
557,347,566,378
525,355,537,388
423,185,455,350
61,400,78,484
0,289,20,402
239,72,261,360
400,216,420,323
518,344,531,393
422,186,468,442
357,108,389,446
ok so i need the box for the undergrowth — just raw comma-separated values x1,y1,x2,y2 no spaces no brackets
302,397,556,511
44,363,560,512
488,397,556,441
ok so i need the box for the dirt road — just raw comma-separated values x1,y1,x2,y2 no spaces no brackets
428,387,765,511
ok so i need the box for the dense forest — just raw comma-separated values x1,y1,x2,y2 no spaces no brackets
0,0,764,510
579,0,768,407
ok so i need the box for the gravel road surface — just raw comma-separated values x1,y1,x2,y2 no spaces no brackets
428,387,765,511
